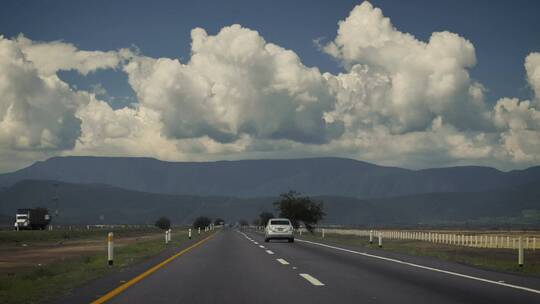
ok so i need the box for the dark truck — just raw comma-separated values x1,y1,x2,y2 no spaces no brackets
14,208,51,230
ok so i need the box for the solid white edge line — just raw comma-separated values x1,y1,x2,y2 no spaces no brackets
276,258,290,265
296,238,540,295
299,273,325,286
266,250,275,255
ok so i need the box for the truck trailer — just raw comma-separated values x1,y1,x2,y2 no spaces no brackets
14,208,51,230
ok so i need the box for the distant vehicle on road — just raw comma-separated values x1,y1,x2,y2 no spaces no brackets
265,218,294,243
14,208,51,230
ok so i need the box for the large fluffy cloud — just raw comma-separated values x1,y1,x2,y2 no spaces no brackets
526,52,540,102
0,36,84,151
0,35,132,172
323,1,488,133
0,1,539,172
14,35,131,76
125,25,343,144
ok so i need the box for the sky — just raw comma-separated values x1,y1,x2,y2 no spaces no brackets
0,0,539,172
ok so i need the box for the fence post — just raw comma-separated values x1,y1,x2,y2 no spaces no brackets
518,237,524,267
369,230,373,244
108,232,114,266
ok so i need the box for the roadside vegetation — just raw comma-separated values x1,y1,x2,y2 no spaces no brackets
254,211,274,227
155,217,171,230
0,226,160,246
299,232,540,276
273,191,325,232
0,227,211,304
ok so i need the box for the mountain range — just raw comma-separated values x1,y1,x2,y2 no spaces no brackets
1,156,539,198
0,179,538,226
0,156,539,226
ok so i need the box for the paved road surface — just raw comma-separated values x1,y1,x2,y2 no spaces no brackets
58,228,540,303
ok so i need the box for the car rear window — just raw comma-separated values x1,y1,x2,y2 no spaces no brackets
270,220,290,225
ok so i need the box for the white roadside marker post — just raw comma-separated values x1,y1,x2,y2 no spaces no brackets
107,232,114,266
378,232,382,248
188,228,192,239
165,230,169,244
518,237,524,267
198,227,201,235
369,230,373,244
322,228,325,238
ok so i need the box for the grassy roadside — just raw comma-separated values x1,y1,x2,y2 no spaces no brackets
297,233,540,277
0,230,210,304
0,227,162,246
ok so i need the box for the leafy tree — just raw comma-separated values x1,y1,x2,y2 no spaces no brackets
239,219,249,226
155,217,171,230
193,216,212,229
258,211,274,227
214,218,225,225
274,190,325,232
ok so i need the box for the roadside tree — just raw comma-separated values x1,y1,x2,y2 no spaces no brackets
155,217,171,230
274,190,325,233
258,211,274,227
193,216,212,229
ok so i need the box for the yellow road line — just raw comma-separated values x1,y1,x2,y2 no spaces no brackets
92,233,215,304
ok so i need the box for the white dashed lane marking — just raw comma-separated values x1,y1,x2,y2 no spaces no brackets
299,273,325,286
265,250,275,255
276,258,289,265
297,239,540,294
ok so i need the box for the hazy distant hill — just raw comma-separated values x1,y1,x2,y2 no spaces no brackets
0,180,538,226
0,180,273,225
0,156,539,199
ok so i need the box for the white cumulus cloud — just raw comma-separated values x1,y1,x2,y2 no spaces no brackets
14,35,132,76
0,1,539,172
323,1,488,133
124,25,343,144
0,36,85,151
526,52,540,103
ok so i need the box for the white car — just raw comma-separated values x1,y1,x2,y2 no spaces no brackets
265,218,294,243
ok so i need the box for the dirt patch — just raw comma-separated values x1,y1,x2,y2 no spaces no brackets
0,234,161,273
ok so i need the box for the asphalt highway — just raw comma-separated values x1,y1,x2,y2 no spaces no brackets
58,228,540,304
